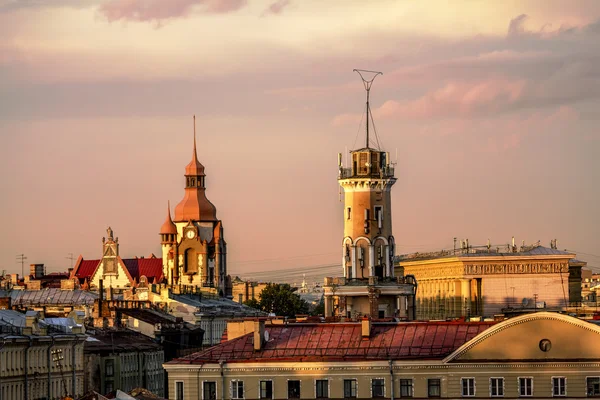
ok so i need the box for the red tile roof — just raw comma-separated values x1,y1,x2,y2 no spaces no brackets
122,258,164,283
74,259,100,280
73,257,164,284
170,321,496,364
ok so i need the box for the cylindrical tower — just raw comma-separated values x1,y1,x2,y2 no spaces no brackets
338,148,396,280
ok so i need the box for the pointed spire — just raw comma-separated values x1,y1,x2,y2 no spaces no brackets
193,114,199,162
185,114,205,177
160,200,178,235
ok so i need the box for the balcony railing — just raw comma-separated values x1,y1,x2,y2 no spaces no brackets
339,166,395,179
324,276,416,287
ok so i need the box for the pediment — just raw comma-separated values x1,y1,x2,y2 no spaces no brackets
446,312,600,362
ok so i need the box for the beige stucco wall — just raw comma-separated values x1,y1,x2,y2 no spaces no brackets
165,313,600,399
166,360,600,400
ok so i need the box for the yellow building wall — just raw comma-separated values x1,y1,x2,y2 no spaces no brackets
90,260,132,289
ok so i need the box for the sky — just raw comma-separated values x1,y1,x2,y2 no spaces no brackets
1,0,600,275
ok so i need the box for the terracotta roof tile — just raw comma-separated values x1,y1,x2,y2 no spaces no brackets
122,258,164,283
74,257,163,284
169,321,496,364
74,259,100,279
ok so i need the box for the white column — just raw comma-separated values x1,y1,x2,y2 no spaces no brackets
461,278,472,317
351,245,357,279
385,245,392,277
342,246,346,277
369,244,375,277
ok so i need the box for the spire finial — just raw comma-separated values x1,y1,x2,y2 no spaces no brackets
193,115,198,160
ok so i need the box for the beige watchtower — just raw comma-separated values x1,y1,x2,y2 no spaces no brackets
324,70,416,320
338,146,396,280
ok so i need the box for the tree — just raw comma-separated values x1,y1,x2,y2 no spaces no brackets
311,295,324,316
243,297,261,310
244,283,309,318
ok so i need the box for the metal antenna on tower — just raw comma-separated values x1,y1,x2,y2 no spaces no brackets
353,69,383,149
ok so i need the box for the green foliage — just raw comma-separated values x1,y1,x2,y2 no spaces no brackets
248,283,310,318
311,295,325,316
243,298,261,310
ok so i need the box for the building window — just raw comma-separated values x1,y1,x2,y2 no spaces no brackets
105,382,114,395
461,378,475,397
490,378,504,397
372,379,385,398
232,381,244,399
344,379,357,398
359,152,368,174
400,379,413,398
260,381,273,399
347,207,351,220
428,379,441,398
588,377,600,397
105,359,114,377
175,382,184,400
203,381,217,400
316,380,329,399
519,377,533,397
552,377,566,397
288,380,300,399
374,206,383,228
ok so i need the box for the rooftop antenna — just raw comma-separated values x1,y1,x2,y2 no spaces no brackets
353,69,383,149
16,253,27,280
66,253,75,269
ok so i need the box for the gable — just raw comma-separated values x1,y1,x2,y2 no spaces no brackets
90,257,134,288
447,312,600,362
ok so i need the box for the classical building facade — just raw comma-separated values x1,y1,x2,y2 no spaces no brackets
165,312,600,400
397,242,581,320
0,310,86,400
160,118,230,297
83,329,165,397
323,73,416,320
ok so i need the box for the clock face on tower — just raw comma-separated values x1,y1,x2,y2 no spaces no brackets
186,230,196,240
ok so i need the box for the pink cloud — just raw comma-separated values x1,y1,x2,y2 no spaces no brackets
99,0,246,23
262,0,291,16
331,79,529,125
374,79,526,120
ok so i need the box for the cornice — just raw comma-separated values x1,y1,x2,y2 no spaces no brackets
444,312,600,363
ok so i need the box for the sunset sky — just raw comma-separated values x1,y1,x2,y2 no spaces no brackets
1,0,599,275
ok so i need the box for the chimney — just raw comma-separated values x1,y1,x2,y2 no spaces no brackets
98,279,103,317
254,319,265,351
25,311,38,328
361,317,371,339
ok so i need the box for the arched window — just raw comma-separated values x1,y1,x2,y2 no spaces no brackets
184,248,197,274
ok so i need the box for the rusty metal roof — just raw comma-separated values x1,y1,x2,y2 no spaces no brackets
169,320,496,364
0,288,97,306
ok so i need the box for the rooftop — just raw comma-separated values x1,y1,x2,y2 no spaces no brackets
118,307,202,331
398,244,575,262
169,320,495,364
73,256,164,283
0,288,97,306
84,329,163,353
